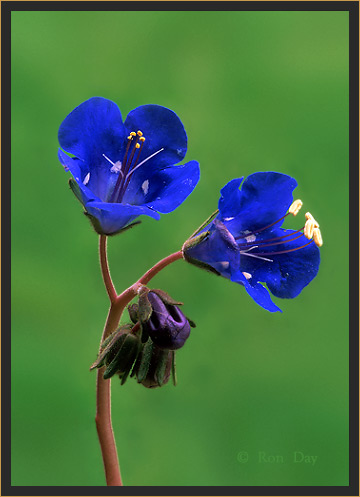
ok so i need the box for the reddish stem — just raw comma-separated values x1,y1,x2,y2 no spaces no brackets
95,244,184,486
99,235,117,303
95,304,124,486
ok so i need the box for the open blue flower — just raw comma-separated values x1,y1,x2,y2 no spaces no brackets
58,97,200,235
184,172,322,312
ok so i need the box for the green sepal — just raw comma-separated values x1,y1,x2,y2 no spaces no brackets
171,351,177,386
89,328,129,371
136,339,154,383
150,289,183,306
182,251,221,276
128,303,139,324
188,209,219,239
182,231,210,252
103,333,141,380
69,178,84,205
154,349,171,387
100,324,132,350
138,288,153,324
84,211,104,235
119,339,142,385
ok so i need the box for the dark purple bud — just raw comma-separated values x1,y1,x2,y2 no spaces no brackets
142,292,191,350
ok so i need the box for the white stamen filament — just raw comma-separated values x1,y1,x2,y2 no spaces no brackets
124,148,164,182
102,153,115,166
240,245,273,262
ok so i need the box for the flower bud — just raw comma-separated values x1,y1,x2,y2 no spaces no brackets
90,324,142,385
142,291,191,350
134,339,175,388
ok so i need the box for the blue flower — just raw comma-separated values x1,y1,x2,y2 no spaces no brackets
184,172,322,312
58,97,200,235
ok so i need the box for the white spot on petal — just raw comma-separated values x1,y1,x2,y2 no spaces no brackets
219,261,229,269
224,217,234,221
142,180,149,195
242,272,252,280
83,172,90,185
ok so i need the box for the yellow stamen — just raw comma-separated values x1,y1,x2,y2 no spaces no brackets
130,131,137,137
139,136,146,142
289,199,303,216
135,143,140,149
313,227,323,247
305,212,319,228
137,130,143,137
304,219,314,240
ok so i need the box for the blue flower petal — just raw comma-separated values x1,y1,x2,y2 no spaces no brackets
123,160,200,213
85,200,160,235
231,271,282,312
58,149,100,204
240,228,320,298
221,172,297,234
58,149,86,182
218,178,244,219
58,97,126,167
124,105,187,169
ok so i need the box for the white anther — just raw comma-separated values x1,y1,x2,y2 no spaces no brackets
141,180,149,195
110,161,122,174
242,272,252,280
305,212,319,228
245,234,256,243
304,219,315,239
313,227,323,247
224,217,234,221
289,199,303,216
83,172,90,185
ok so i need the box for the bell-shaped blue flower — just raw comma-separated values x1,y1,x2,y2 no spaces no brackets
184,172,322,312
58,97,200,235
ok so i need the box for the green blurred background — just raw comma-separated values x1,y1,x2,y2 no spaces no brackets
11,10,349,487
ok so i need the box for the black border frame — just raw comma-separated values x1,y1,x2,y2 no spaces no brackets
2,1,359,496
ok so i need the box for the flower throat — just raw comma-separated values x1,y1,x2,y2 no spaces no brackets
104,130,164,204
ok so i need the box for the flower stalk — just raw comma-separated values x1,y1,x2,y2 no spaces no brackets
96,236,183,485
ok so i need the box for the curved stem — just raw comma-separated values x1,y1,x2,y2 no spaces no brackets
99,235,117,303
138,250,183,286
96,303,124,486
95,248,183,486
